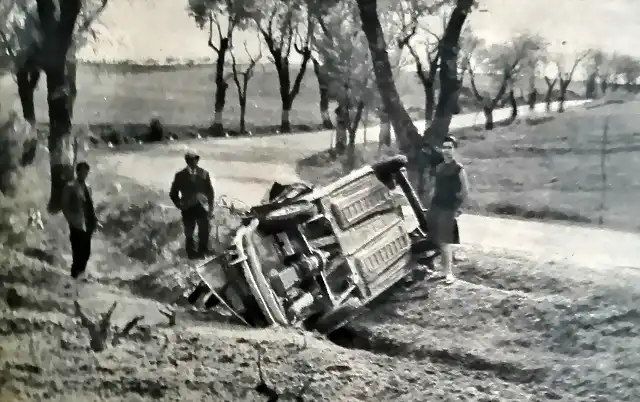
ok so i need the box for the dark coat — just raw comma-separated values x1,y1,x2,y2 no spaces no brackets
169,166,215,212
62,179,96,232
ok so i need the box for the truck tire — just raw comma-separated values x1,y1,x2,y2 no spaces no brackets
262,201,317,230
372,154,408,188
372,154,408,177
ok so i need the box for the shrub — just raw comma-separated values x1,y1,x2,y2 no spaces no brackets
0,113,43,250
0,112,39,195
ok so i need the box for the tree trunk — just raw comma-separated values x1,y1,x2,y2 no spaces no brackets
335,124,347,154
507,89,517,122
357,0,420,155
483,106,494,130
37,0,82,213
239,97,247,134
423,0,471,150
544,89,553,112
281,107,291,133
346,100,365,171
334,103,348,154
277,66,292,133
16,66,40,125
585,72,597,99
210,39,230,136
66,61,78,119
312,58,333,129
558,81,567,113
378,108,391,148
46,67,76,213
528,89,537,111
424,80,435,123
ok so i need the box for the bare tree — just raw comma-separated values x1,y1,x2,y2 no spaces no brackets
294,36,332,129
230,40,263,134
0,0,107,126
314,0,372,164
422,0,476,147
357,0,418,154
510,34,548,110
598,52,618,94
188,0,257,135
395,0,444,123
542,74,557,112
584,49,605,98
6,0,108,213
468,34,537,129
555,50,589,112
254,0,312,132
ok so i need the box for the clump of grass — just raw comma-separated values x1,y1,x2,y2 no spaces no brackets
485,202,592,224
0,114,46,250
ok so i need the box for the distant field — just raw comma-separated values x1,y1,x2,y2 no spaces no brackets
297,97,640,232
0,63,585,130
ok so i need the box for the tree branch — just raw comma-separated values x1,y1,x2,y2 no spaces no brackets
158,307,177,326
99,302,118,334
254,345,279,401
77,0,108,35
111,315,144,346
467,62,484,102
544,75,557,88
491,57,521,106
207,13,220,52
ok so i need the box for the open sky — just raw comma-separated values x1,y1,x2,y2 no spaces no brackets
79,0,639,64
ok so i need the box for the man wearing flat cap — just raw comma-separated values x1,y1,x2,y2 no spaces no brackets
169,148,215,259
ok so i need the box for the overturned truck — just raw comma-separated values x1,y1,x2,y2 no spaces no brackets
185,155,439,334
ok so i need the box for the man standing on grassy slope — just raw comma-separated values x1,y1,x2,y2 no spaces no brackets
170,149,215,259
61,162,98,279
426,136,470,284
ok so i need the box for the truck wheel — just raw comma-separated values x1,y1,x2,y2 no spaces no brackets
263,201,317,228
372,154,408,177
372,154,408,188
313,297,363,335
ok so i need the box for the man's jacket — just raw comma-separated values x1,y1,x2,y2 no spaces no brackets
169,167,215,212
62,179,96,232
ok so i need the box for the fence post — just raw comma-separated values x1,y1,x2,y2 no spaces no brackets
598,117,609,226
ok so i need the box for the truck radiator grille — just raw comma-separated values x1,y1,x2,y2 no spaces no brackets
354,225,410,282
331,186,391,230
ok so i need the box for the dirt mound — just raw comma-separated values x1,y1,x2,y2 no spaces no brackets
334,248,640,401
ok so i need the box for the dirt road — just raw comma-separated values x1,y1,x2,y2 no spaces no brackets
99,99,639,272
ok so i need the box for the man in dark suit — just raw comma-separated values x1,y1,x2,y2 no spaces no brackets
61,161,98,279
169,149,215,259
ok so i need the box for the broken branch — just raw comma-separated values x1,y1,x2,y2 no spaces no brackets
75,301,111,352
99,302,118,335
159,307,177,326
254,345,279,401
111,315,144,346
